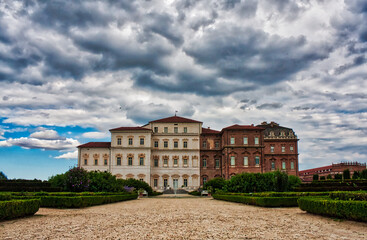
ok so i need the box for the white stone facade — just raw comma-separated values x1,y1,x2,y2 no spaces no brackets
78,116,202,191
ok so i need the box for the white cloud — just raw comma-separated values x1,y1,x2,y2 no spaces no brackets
0,137,80,150
82,131,109,139
30,129,65,140
55,150,78,159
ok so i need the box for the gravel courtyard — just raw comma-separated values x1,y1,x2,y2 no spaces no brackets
1,196,366,240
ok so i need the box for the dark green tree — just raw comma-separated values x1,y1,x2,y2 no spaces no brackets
203,177,226,193
326,174,332,180
352,171,360,179
0,171,7,180
65,167,90,192
287,175,301,190
343,169,351,180
313,174,319,181
334,173,342,180
320,176,326,180
361,169,367,179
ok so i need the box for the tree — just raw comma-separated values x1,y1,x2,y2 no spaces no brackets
320,176,326,180
65,167,90,192
343,169,351,180
326,174,332,180
203,177,226,193
0,171,7,180
287,175,301,190
361,169,367,179
334,173,342,180
313,174,319,181
352,171,360,179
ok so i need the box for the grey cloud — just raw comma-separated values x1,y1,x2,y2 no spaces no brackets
257,103,283,110
184,26,330,86
30,130,65,140
334,55,365,74
292,106,315,111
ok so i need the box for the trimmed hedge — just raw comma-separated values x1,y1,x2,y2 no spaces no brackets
329,191,367,201
39,194,138,208
188,191,201,196
298,197,367,222
0,199,40,220
212,194,299,207
220,192,329,197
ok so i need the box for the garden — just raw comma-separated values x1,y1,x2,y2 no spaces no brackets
201,170,367,222
0,167,161,220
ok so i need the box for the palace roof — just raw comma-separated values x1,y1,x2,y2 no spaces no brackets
109,126,151,131
77,142,111,148
222,124,264,131
150,116,202,123
202,127,220,134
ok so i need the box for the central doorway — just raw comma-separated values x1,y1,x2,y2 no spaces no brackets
173,179,178,189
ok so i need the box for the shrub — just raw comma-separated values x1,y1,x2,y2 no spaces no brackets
0,171,7,180
298,197,367,222
203,177,226,193
65,167,90,192
327,174,332,180
212,194,299,207
188,191,201,196
343,169,351,180
329,191,367,201
313,174,319,181
287,175,301,190
320,176,326,180
274,171,288,192
0,199,40,220
118,178,153,195
362,169,367,179
87,171,124,192
352,171,361,180
48,173,67,191
334,174,342,180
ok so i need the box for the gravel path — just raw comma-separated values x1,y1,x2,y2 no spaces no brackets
1,196,366,240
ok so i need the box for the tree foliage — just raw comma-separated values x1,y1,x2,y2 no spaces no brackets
203,177,226,193
343,169,351,180
0,171,8,180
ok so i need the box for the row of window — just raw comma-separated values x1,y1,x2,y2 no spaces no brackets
270,145,294,153
83,158,109,166
153,140,188,148
117,137,145,146
271,161,295,170
153,158,191,167
154,126,188,134
153,178,189,188
230,136,259,145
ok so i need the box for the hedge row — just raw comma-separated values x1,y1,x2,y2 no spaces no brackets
0,181,51,187
212,194,299,207
329,191,367,201
39,194,138,208
0,199,40,220
219,192,329,197
298,197,367,222
0,186,62,192
293,186,367,192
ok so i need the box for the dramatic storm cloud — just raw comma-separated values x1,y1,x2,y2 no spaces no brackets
0,0,366,179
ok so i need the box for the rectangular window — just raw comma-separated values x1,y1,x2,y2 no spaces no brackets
203,158,207,167
291,162,294,170
203,177,207,185
128,157,133,166
271,146,274,153
154,159,158,167
117,138,121,145
154,141,158,148
94,159,98,165
174,141,178,148
139,178,144,181
290,146,294,152
243,137,248,145
183,158,188,166
128,138,133,145
140,138,144,145
174,158,178,165
139,157,144,166
154,127,158,133
255,156,260,165
202,141,207,148
174,127,178,133
230,156,235,166
117,157,121,166
282,146,285,152
215,159,220,168
183,179,188,187
154,179,158,187
164,141,168,148
254,137,259,145
84,159,87,165
164,179,168,187
282,161,286,169
230,137,235,144
184,127,187,133
271,161,275,170
183,141,187,148
244,157,248,166
164,127,168,133
164,158,168,166
104,159,108,165
215,141,219,148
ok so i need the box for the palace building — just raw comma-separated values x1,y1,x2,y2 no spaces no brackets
78,116,299,191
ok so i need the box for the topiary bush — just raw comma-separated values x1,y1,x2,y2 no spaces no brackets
334,174,342,180
352,171,361,179
343,169,351,180
0,199,40,220
313,174,319,181
212,194,299,207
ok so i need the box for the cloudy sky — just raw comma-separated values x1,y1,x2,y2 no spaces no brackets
0,0,366,179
